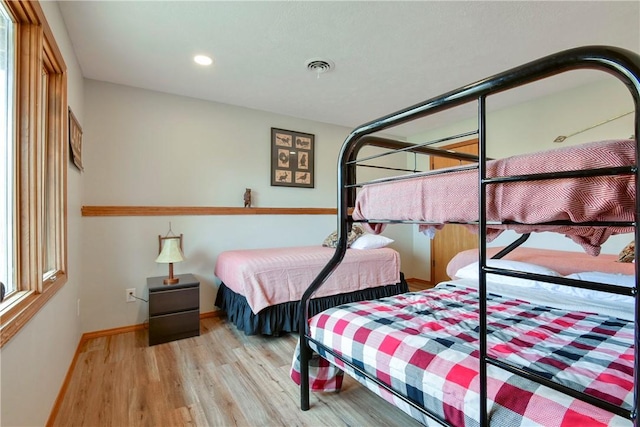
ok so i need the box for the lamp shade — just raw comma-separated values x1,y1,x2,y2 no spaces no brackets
155,237,185,264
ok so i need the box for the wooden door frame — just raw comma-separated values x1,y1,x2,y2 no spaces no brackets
428,138,479,169
429,138,479,284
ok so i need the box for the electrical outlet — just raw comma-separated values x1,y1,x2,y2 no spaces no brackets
126,288,136,303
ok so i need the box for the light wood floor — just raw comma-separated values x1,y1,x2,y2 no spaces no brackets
52,315,424,427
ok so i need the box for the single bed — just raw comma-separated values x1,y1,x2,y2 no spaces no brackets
214,245,407,335
294,46,640,426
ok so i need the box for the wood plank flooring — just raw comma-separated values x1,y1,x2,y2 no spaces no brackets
52,316,423,426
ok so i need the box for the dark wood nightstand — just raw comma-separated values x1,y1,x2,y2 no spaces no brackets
147,273,200,346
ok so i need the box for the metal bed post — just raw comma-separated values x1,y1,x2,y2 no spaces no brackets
633,87,640,426
298,129,361,411
477,94,488,427
298,329,311,410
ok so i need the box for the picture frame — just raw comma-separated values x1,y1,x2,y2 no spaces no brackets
68,107,83,171
271,128,314,188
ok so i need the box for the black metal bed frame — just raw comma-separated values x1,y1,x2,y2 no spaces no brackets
298,45,640,426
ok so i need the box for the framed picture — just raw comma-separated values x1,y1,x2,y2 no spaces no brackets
68,107,83,171
271,128,314,188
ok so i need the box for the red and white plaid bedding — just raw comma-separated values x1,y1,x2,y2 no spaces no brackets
291,283,635,426
352,139,636,255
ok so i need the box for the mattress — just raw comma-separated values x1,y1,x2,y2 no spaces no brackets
292,279,635,426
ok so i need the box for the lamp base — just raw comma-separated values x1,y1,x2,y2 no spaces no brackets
163,277,179,285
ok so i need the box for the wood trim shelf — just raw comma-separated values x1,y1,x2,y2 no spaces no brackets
81,206,338,217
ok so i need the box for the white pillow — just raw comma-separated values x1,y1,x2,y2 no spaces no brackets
350,234,394,250
455,260,560,287
565,272,635,288
539,272,637,303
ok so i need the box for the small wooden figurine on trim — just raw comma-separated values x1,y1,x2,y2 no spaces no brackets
244,188,252,208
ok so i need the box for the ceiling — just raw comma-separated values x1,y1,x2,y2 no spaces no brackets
57,1,640,138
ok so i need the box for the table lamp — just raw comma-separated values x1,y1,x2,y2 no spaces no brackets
156,234,185,284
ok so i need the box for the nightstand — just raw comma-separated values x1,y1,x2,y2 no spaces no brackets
147,273,200,346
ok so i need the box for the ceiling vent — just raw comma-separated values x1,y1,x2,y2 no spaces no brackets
305,58,334,78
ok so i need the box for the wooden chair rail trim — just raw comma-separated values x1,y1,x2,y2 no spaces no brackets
82,206,338,217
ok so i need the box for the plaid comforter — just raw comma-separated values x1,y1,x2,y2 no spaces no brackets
291,283,635,426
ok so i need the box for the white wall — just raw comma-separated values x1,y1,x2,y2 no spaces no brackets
407,75,636,280
80,81,413,332
0,2,84,426
81,72,637,330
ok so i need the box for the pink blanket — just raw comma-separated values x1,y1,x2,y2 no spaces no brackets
353,139,635,255
214,246,400,313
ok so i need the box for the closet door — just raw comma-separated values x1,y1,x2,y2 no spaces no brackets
430,139,479,284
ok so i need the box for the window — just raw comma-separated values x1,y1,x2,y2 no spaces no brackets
0,0,67,347
0,3,13,298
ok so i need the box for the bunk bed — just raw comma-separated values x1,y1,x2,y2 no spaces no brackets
293,46,640,426
214,244,407,335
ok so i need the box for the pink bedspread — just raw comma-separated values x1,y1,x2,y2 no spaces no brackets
214,246,400,313
353,139,636,255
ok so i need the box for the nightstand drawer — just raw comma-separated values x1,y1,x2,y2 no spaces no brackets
149,286,199,316
149,309,200,346
147,274,200,346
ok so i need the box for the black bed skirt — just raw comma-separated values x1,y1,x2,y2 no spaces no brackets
215,273,408,336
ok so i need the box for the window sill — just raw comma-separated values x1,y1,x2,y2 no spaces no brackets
0,273,67,347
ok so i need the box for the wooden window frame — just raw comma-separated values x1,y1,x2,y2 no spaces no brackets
0,0,68,347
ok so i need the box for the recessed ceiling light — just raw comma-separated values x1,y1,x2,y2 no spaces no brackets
194,55,213,66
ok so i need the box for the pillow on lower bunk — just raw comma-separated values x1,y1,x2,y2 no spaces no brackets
350,234,394,250
455,259,561,288
537,271,636,304
565,271,635,288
